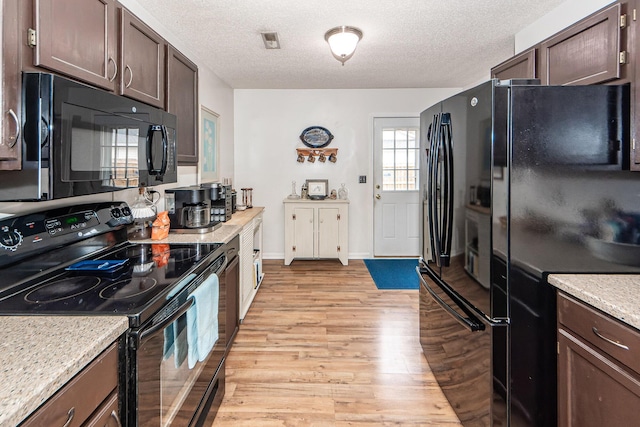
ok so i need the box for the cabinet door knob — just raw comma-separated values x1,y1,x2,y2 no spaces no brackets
6,109,19,148
108,57,118,82
62,407,75,427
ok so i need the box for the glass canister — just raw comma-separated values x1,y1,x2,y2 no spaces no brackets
338,183,349,200
130,187,158,239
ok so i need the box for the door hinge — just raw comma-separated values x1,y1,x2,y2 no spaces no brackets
337,213,341,220
633,9,637,21
620,50,628,64
633,138,636,150
292,214,296,220
292,246,296,252
557,341,560,355
621,13,627,28
337,245,341,252
27,28,37,47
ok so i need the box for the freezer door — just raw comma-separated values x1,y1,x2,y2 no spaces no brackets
418,264,499,426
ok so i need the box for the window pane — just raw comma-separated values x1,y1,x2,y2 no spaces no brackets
395,170,408,190
383,149,395,168
407,149,417,168
382,169,394,190
407,169,418,190
395,148,408,168
408,129,418,148
395,129,407,149
382,129,395,149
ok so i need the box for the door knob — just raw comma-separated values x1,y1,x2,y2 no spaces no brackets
375,194,381,199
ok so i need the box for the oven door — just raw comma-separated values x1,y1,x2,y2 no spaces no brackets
130,253,227,427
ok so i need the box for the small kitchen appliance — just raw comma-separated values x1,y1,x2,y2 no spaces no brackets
0,201,238,426
0,73,177,201
209,184,233,222
165,186,221,233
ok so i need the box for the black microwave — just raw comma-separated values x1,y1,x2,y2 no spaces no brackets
0,72,177,201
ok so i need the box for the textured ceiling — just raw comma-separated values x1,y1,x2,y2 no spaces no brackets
134,0,565,89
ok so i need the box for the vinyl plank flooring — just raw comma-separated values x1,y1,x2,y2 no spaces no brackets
211,259,461,426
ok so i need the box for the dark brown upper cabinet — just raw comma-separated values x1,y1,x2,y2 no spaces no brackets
539,3,625,86
167,46,199,165
32,0,118,91
491,48,537,80
119,8,166,108
0,0,22,170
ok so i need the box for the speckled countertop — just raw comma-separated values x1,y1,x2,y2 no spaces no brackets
548,274,640,331
0,316,129,426
135,207,263,244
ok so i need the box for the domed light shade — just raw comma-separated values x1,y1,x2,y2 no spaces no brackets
324,26,363,65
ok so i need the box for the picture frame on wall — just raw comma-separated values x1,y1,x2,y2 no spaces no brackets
200,106,219,181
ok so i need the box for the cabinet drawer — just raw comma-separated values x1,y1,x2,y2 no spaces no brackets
558,292,640,374
84,392,120,427
20,342,119,427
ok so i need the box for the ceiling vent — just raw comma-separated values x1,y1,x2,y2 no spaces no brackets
261,32,281,49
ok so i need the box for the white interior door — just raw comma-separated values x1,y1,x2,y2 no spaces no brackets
373,117,420,256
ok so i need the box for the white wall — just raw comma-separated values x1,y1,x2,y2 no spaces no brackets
234,88,460,259
0,0,234,216
515,0,616,53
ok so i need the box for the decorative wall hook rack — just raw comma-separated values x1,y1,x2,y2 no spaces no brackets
296,148,338,163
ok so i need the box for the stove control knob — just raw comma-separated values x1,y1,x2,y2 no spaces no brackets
0,229,23,251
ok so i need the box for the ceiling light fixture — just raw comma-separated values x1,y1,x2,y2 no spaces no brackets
324,26,363,65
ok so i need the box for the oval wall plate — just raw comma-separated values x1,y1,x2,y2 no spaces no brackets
299,126,334,148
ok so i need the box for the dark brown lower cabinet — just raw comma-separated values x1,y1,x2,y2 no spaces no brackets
557,292,640,427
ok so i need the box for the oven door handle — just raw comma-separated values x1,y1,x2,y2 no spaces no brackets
140,297,194,340
416,266,485,332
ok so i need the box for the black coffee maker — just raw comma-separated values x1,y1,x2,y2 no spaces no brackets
165,186,220,233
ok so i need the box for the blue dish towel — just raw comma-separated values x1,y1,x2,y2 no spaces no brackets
163,273,197,363
187,273,220,369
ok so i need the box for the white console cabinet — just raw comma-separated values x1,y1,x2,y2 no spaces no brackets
283,199,348,266
239,211,263,321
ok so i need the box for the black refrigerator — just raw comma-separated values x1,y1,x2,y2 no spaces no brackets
417,79,640,426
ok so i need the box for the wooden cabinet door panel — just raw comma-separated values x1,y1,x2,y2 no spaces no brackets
540,4,621,85
317,208,339,258
558,328,640,427
34,0,117,90
119,8,165,108
0,0,22,170
293,207,314,258
167,45,198,164
491,48,536,80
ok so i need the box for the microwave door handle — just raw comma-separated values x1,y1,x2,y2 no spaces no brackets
417,266,485,332
159,125,168,176
146,125,156,174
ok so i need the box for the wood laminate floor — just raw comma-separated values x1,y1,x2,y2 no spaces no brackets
211,259,462,426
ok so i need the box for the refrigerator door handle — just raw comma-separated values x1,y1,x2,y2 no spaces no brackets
427,114,440,264
416,266,486,332
439,113,454,267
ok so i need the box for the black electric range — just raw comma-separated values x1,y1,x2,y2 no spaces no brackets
0,202,224,327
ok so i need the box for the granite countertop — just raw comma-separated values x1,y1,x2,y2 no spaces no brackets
0,316,129,426
548,274,640,331
136,207,264,244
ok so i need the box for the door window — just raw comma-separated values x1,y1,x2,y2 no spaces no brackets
382,127,419,191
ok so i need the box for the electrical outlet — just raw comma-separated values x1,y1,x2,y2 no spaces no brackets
359,175,366,183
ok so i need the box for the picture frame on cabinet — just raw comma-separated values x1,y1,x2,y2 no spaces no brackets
200,106,219,181
306,179,328,200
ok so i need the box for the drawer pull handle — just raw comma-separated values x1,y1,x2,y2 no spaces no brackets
62,407,75,427
109,409,123,427
592,327,630,350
